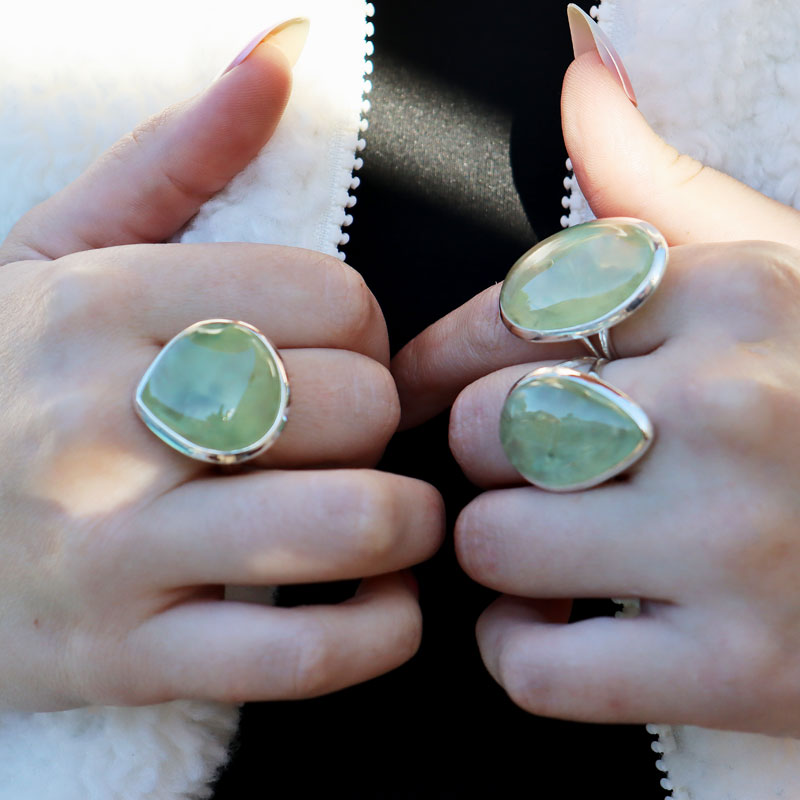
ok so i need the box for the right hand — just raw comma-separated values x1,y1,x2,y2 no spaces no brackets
0,33,444,713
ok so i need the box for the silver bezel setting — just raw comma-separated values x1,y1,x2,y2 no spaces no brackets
503,358,654,492
499,218,669,344
134,319,290,465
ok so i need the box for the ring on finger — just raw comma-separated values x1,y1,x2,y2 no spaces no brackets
498,218,668,360
499,357,653,492
135,319,290,464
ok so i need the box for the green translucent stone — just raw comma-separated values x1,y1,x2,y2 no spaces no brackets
500,374,645,490
500,220,658,334
138,321,285,456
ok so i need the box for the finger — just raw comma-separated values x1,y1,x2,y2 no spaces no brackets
393,244,702,429
0,29,300,264
392,286,582,429
476,595,751,728
449,353,674,489
562,52,800,248
114,573,421,705
455,484,677,600
138,470,444,586
256,349,399,469
51,243,389,364
448,239,793,489
123,347,398,479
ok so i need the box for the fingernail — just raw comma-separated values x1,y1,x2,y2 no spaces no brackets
218,17,310,78
567,4,637,106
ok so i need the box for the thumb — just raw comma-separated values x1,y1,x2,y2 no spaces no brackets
562,11,800,248
0,18,309,265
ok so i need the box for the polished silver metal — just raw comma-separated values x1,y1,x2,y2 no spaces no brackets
580,328,617,360
503,357,653,492
499,218,668,357
554,356,608,376
135,319,290,465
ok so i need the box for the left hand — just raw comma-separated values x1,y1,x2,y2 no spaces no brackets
392,51,800,735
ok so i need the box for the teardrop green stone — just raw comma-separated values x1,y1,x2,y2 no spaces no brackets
138,321,286,456
500,219,659,335
500,373,646,490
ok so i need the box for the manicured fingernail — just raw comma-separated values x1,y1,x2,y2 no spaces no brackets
567,4,637,106
219,17,310,77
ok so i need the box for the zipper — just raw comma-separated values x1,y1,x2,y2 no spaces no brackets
335,1,374,258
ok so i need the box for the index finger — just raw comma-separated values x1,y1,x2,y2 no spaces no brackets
391,286,583,429
392,243,709,428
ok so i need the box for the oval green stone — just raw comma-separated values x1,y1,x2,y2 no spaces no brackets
500,219,658,335
500,374,645,490
138,321,286,456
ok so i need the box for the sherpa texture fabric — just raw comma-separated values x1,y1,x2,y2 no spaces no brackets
565,2,800,798
0,1,371,798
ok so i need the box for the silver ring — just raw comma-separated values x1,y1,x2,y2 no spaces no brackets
499,217,668,359
135,319,290,464
499,357,653,492
580,328,618,360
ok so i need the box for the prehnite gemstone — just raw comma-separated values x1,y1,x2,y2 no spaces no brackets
500,219,659,335
138,321,286,456
500,373,646,490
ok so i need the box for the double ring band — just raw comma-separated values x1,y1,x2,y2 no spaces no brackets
499,217,668,360
135,319,290,464
498,218,666,490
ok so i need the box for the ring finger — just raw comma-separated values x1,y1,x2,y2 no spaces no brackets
119,346,400,472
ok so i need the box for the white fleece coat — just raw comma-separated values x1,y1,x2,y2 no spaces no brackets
0,1,799,798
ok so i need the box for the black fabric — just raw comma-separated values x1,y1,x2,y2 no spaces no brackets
213,1,663,796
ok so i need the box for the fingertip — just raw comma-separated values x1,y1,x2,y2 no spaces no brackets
213,38,293,134
476,596,573,679
353,572,423,664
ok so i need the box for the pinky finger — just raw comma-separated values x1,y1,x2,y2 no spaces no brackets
476,596,723,728
116,573,421,706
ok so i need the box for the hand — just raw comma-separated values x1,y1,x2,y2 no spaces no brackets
0,34,443,712
393,51,800,735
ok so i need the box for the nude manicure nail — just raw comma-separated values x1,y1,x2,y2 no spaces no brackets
567,4,637,106
218,17,310,78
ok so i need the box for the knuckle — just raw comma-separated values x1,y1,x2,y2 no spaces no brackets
393,600,423,663
694,622,778,702
497,636,543,714
673,364,788,449
448,388,472,459
448,384,490,472
464,288,515,366
350,359,400,454
42,253,138,332
706,502,795,591
109,109,170,163
690,242,800,325
668,148,706,188
288,623,335,698
334,472,398,562
326,260,381,345
454,497,497,582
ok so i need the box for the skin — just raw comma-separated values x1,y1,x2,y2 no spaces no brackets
0,38,444,712
393,53,800,736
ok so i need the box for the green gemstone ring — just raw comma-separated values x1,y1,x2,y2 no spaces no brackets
498,218,665,489
500,358,653,492
499,217,668,359
135,319,290,464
